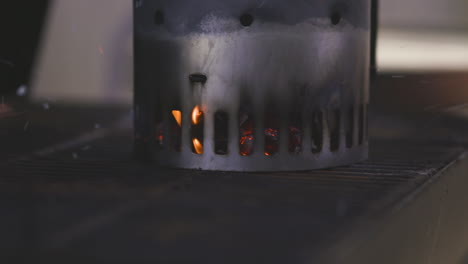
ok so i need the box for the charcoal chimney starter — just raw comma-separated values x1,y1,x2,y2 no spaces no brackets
134,0,370,171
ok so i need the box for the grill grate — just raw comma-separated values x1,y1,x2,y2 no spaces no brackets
0,103,464,263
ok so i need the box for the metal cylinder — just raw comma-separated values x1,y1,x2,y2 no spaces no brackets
134,0,370,171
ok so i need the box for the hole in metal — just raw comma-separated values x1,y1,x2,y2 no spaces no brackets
329,109,341,152
155,120,164,148
346,107,354,148
189,74,207,84
214,111,229,155
170,109,182,152
239,109,254,156
155,97,164,148
154,10,165,25
289,112,303,154
330,12,341,25
240,13,254,27
264,106,280,156
311,110,323,153
191,106,204,154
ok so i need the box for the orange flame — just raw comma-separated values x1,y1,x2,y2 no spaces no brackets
192,106,203,125
193,138,204,154
172,110,182,126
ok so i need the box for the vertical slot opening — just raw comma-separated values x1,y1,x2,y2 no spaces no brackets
346,106,354,148
170,109,182,152
264,106,280,156
239,110,254,156
154,10,165,25
311,110,323,153
191,106,204,154
329,109,341,152
214,111,229,155
288,112,303,154
358,104,364,145
155,101,164,149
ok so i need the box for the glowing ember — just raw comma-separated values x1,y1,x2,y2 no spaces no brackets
192,106,203,125
156,127,164,144
155,122,164,144
264,128,279,156
239,113,254,156
190,106,204,154
193,138,204,154
240,134,254,156
265,128,279,140
172,110,182,126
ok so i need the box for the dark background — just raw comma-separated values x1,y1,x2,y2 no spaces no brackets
0,1,49,95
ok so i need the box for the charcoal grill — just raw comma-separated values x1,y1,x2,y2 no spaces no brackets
134,0,371,171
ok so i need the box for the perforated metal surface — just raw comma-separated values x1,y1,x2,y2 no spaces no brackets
134,0,371,171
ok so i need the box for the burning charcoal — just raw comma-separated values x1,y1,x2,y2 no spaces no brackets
265,128,279,156
239,113,255,156
265,128,279,141
264,108,280,156
240,134,254,156
134,1,369,170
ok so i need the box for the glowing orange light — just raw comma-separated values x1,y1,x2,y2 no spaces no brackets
172,110,182,126
239,114,254,156
192,106,203,125
193,138,204,154
264,152,271,156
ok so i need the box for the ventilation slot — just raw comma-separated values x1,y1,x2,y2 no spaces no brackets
170,109,182,152
264,106,280,156
155,100,164,148
239,108,254,156
214,111,229,155
329,109,341,152
289,112,303,154
190,106,204,154
154,10,165,25
311,110,323,153
346,107,354,148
